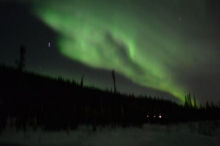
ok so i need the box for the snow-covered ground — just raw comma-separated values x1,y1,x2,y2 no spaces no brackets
0,121,220,146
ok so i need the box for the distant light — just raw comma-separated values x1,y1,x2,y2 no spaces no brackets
159,115,162,119
48,42,51,48
153,115,156,118
146,115,149,118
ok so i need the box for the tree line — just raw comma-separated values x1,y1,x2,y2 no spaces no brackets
0,46,219,132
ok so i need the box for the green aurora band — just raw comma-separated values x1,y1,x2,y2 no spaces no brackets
31,0,213,102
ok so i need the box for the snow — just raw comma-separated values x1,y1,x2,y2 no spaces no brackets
0,122,220,146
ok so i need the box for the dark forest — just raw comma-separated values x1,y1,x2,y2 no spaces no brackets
0,62,220,132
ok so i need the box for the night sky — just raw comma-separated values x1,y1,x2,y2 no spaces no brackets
1,0,220,104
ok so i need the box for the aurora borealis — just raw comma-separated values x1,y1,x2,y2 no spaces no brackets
1,0,220,103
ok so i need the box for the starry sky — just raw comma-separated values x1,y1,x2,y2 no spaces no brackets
1,0,220,104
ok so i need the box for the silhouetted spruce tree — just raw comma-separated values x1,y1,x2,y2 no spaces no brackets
80,75,84,87
193,95,197,108
111,70,117,93
206,101,210,109
211,102,214,108
184,95,188,108
184,93,194,108
15,45,26,71
188,93,192,108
